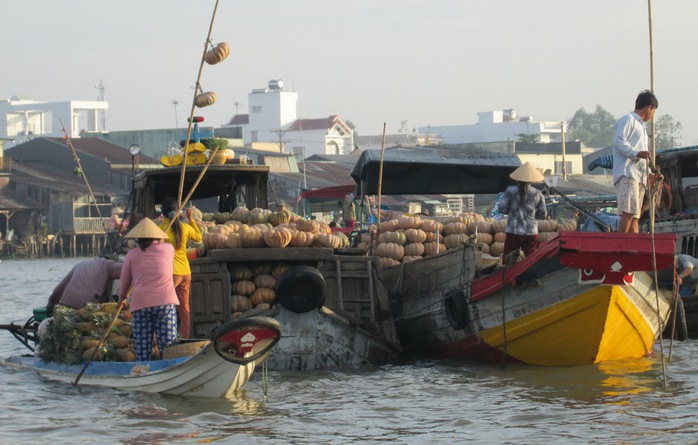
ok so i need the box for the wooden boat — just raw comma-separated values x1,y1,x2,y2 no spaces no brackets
130,162,402,371
351,147,679,366
1,315,281,397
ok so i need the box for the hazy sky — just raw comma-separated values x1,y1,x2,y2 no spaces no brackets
3,1,697,146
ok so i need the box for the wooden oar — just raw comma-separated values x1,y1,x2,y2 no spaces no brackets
73,298,127,386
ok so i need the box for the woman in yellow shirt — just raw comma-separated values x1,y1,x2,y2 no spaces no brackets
159,197,203,339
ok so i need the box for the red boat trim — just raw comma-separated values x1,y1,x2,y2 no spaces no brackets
471,232,676,302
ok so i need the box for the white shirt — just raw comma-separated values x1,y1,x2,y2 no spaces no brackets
612,111,649,185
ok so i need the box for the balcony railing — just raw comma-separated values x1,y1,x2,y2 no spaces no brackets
73,217,111,233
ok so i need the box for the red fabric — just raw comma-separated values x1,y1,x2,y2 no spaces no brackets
173,274,192,339
503,233,539,259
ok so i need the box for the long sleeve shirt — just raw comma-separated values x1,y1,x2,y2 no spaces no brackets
119,242,179,312
498,185,547,236
48,258,122,308
612,111,649,185
159,217,202,276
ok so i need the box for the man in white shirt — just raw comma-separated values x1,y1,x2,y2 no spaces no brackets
612,90,659,233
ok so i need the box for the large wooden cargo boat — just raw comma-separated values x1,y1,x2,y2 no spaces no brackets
351,147,679,366
130,163,401,371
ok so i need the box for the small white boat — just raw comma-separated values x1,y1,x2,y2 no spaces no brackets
1,316,281,397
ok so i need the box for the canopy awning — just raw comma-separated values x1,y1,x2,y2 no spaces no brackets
351,147,521,196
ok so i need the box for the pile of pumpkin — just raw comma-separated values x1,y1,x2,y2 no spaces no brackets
198,207,350,251
38,302,136,364
228,262,290,317
356,212,578,267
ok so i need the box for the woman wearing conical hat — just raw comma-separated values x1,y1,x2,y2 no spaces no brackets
497,162,547,263
118,218,179,361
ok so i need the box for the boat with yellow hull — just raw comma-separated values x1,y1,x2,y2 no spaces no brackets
383,231,677,366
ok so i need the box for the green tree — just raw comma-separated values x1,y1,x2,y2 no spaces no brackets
654,114,682,149
517,133,539,144
567,105,616,148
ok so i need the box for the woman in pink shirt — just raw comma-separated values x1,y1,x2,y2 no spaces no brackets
119,218,179,361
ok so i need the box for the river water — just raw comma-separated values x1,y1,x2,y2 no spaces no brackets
1,258,698,444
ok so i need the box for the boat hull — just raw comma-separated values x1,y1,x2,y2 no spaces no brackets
1,315,282,397
3,347,254,398
384,232,676,366
261,305,402,371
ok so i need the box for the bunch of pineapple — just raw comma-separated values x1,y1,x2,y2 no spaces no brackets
39,302,136,364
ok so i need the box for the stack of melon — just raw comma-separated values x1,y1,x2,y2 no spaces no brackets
199,207,349,252
229,262,290,317
357,211,579,267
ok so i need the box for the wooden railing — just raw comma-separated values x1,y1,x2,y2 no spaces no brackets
73,217,111,233
0,157,10,173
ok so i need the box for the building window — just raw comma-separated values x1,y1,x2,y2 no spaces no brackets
252,106,262,113
251,131,258,143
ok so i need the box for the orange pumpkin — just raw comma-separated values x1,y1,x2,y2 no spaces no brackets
231,295,252,313
271,263,290,279
290,230,315,247
226,232,242,248
263,227,293,248
398,215,422,230
229,264,254,281
251,262,273,275
195,91,217,108
240,229,265,248
316,233,341,249
232,280,255,296
296,219,320,234
250,288,275,306
231,206,250,223
405,228,427,244
421,219,443,233
254,274,277,290
424,242,447,256
404,242,425,257
204,41,230,65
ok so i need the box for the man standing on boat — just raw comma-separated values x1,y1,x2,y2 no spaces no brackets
613,90,658,233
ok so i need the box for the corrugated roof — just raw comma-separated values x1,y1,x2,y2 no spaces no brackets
10,160,116,196
286,115,349,132
0,187,45,211
6,137,158,165
224,114,249,126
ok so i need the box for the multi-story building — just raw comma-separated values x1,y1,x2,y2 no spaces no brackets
420,109,565,145
0,95,108,148
221,80,354,159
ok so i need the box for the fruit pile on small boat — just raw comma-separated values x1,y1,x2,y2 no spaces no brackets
37,302,136,364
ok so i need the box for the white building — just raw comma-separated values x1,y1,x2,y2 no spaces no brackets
221,80,354,159
420,109,564,145
0,96,108,148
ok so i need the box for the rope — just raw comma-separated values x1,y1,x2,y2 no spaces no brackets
262,357,268,401
646,158,668,387
499,267,508,369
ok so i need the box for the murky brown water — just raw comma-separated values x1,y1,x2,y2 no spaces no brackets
2,258,698,444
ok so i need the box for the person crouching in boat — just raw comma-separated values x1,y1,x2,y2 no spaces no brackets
497,162,547,263
119,218,179,361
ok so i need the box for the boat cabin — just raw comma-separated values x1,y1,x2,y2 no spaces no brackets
131,164,270,220
652,145,698,255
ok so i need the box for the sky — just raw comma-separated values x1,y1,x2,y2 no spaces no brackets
3,0,698,146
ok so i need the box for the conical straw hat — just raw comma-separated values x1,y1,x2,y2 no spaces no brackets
510,162,544,183
124,217,168,240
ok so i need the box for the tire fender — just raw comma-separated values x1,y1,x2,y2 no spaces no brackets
275,265,326,313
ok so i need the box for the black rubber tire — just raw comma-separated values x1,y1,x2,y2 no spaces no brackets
275,265,327,313
444,289,469,331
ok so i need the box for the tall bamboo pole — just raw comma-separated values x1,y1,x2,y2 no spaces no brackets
177,0,221,206
376,123,387,231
